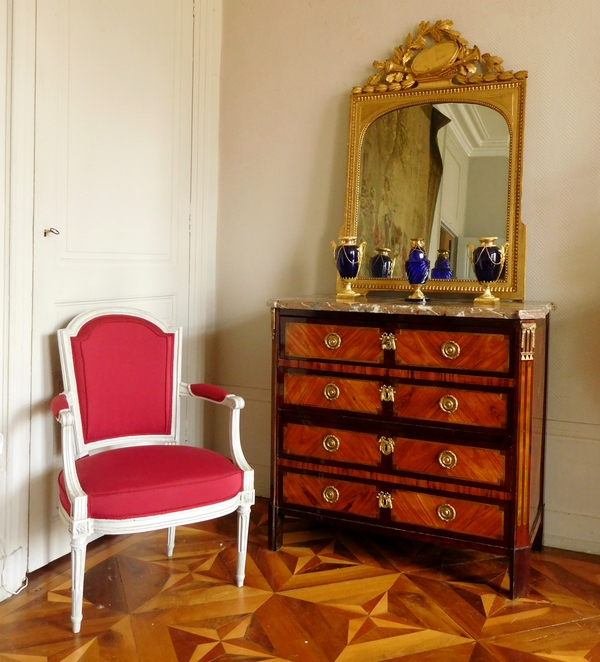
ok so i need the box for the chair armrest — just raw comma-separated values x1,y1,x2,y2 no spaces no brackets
182,383,245,410
51,393,70,420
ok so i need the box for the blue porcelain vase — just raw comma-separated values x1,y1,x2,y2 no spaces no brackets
431,249,453,280
467,237,509,304
331,237,366,301
369,247,395,278
405,238,430,301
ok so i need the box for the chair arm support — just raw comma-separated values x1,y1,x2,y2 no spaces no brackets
180,383,252,479
51,393,88,513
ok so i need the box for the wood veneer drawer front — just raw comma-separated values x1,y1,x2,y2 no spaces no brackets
396,330,510,373
282,471,379,519
284,323,384,363
391,490,505,540
283,373,382,414
393,438,506,485
393,384,508,429
282,423,381,466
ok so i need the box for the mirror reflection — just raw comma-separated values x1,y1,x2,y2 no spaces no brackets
357,102,510,281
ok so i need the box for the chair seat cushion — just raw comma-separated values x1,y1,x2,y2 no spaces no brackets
58,445,244,520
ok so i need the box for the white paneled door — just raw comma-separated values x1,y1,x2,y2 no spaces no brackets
29,0,195,570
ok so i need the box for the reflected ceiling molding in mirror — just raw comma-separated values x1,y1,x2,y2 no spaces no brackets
338,19,527,300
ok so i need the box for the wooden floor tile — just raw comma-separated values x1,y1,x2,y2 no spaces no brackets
1,500,600,661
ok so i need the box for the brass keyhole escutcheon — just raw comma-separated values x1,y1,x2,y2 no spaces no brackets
441,340,460,360
438,450,458,470
377,491,393,509
322,434,340,453
322,486,339,504
324,332,342,350
323,383,340,401
380,332,397,351
437,503,456,522
439,394,458,414
378,437,395,455
380,385,395,402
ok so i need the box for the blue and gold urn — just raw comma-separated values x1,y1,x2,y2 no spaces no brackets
405,238,430,301
466,237,509,304
431,249,453,280
369,247,395,278
331,236,366,301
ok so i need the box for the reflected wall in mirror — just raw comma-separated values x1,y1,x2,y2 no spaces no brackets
338,20,527,300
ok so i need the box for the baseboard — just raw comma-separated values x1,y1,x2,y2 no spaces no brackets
543,509,600,556
544,418,600,555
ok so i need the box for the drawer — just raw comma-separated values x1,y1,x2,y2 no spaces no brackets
282,471,380,519
393,438,506,485
393,383,508,429
390,490,505,540
282,422,381,466
396,329,510,373
285,322,384,363
283,373,382,414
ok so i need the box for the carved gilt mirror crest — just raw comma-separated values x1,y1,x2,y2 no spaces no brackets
338,20,527,300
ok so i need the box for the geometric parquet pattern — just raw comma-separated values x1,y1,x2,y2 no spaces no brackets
1,500,600,661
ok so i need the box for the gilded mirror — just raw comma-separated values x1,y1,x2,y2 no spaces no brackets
337,20,527,300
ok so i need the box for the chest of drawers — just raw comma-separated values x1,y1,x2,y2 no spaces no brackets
269,296,553,598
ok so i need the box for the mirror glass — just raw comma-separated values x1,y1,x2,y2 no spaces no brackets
356,102,510,281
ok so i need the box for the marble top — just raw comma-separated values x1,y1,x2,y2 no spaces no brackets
269,295,555,320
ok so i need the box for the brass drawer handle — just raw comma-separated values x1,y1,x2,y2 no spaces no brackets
438,450,457,470
323,383,340,401
441,340,461,360
378,437,395,455
439,394,458,414
324,332,342,350
380,332,396,351
322,434,340,453
437,503,456,522
380,385,395,402
377,491,393,509
322,486,339,504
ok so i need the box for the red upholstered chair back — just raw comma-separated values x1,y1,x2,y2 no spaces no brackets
66,313,179,446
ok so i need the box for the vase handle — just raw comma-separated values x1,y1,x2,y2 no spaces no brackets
331,240,338,265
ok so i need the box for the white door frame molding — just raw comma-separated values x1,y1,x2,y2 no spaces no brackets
0,0,221,598
1,0,36,599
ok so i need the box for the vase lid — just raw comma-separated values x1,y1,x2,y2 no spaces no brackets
478,237,498,247
410,238,426,249
337,236,358,246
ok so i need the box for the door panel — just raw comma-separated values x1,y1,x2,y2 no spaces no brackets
29,0,194,570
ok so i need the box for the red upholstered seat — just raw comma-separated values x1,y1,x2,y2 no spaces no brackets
58,446,244,519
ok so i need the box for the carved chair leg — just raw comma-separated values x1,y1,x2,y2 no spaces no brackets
167,526,176,557
236,503,251,587
70,535,88,634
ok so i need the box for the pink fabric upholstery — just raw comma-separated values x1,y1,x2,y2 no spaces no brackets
58,445,244,519
189,383,230,402
51,394,69,419
70,315,174,443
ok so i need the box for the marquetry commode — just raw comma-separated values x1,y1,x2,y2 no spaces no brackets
269,296,553,598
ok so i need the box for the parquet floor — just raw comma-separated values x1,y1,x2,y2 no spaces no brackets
1,500,600,661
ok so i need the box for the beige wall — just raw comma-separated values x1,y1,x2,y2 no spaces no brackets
216,0,600,552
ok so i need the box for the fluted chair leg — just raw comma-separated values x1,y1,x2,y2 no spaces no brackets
236,503,251,587
167,526,176,557
70,535,88,634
